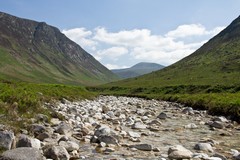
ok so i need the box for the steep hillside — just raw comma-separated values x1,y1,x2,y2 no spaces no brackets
0,12,118,85
112,62,164,79
107,15,240,87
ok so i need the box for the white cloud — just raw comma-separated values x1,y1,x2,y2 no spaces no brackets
165,24,225,39
105,64,129,70
62,28,97,48
96,47,128,61
62,24,225,67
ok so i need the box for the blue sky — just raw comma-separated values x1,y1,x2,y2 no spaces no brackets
1,0,240,69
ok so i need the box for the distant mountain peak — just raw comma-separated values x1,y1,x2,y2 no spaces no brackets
112,62,165,79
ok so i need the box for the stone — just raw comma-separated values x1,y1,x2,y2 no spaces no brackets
132,122,147,129
194,143,214,152
36,132,51,141
16,134,41,149
147,119,162,125
30,124,46,136
59,141,80,152
104,147,115,152
168,145,193,159
233,152,240,160
94,125,111,136
157,112,167,119
185,123,198,129
182,107,194,114
153,147,161,152
1,147,43,160
213,116,228,123
98,135,118,145
44,145,70,160
102,105,111,113
127,131,141,138
0,130,15,150
212,153,227,160
209,121,224,129
55,122,72,136
130,144,152,151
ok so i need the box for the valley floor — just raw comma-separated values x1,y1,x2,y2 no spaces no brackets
1,96,240,159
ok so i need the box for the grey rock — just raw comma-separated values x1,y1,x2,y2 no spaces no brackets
1,147,43,160
185,123,198,129
59,141,79,152
36,132,51,141
182,107,194,114
30,124,46,136
234,153,240,160
16,134,41,149
212,153,227,160
0,130,15,150
98,135,118,145
130,144,152,151
213,116,228,123
157,112,167,119
168,145,193,159
209,121,224,129
132,122,147,129
94,125,111,137
55,122,72,136
127,131,141,138
194,143,214,152
44,145,70,160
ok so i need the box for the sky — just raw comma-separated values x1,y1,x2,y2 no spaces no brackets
1,0,240,69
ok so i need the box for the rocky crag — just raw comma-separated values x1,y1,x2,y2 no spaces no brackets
0,96,240,160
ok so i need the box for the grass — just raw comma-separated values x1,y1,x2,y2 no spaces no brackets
88,85,240,122
0,80,96,132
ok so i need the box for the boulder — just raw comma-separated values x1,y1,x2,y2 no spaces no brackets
168,145,193,159
55,122,72,136
16,134,41,149
157,112,167,120
0,147,43,160
0,130,15,150
30,124,46,136
194,143,214,152
127,131,141,138
44,145,70,160
182,107,194,114
209,121,224,129
130,144,152,151
98,135,118,145
59,141,80,152
94,125,111,137
132,122,147,129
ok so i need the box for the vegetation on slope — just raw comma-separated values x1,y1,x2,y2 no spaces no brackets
0,80,95,131
0,12,118,86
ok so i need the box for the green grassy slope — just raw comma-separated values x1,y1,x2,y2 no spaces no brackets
0,12,118,86
106,16,240,87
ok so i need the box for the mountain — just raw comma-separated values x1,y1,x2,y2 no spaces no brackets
111,62,164,79
106,15,240,87
0,12,118,86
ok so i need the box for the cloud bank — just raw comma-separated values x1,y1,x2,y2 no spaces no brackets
62,24,225,69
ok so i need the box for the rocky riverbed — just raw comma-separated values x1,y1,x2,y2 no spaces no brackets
0,96,240,160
